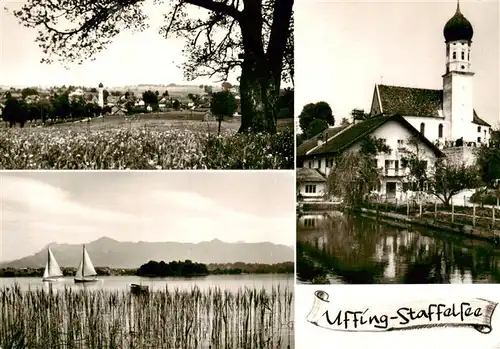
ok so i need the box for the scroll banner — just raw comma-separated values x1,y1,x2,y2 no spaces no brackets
307,290,498,334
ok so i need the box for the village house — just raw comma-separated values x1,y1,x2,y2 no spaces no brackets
297,115,445,200
297,2,491,201
296,168,327,202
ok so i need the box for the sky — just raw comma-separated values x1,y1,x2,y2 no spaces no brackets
0,0,241,87
0,171,295,262
295,0,499,130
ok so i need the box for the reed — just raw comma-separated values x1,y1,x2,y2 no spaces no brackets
0,285,293,349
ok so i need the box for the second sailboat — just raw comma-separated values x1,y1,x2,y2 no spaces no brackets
74,244,100,283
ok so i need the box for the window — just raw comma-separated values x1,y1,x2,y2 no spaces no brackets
305,185,317,194
452,52,456,59
420,122,425,135
397,139,404,146
402,182,410,192
461,51,465,60
380,138,387,143
485,130,487,139
477,137,481,143
478,126,481,132
304,218,316,227
468,52,470,60
438,124,443,138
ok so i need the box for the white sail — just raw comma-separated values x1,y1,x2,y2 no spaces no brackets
43,247,63,280
75,246,97,280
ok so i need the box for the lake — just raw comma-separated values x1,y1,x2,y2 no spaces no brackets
0,273,293,292
297,212,500,284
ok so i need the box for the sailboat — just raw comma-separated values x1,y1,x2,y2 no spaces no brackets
42,247,63,282
74,244,99,283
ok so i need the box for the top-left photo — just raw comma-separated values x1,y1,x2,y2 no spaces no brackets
0,0,294,170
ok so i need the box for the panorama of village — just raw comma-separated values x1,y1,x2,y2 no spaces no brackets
296,1,500,284
0,0,294,170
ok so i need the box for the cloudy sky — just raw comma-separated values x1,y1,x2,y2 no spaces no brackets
0,0,240,87
295,0,499,129
0,171,294,262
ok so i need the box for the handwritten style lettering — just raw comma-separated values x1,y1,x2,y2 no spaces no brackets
321,303,483,331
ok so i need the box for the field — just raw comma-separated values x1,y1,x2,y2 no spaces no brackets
0,285,294,349
0,112,294,169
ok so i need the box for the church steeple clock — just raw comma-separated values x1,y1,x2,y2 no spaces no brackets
442,0,475,142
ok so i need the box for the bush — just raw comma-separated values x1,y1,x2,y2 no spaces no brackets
470,191,500,206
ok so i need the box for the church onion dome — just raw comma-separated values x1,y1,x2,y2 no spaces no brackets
444,2,473,42
98,82,104,88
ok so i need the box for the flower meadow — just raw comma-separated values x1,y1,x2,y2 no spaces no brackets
0,124,293,170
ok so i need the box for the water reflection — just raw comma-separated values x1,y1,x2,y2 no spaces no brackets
297,212,500,284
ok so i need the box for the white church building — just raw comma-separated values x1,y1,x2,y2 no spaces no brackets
296,2,491,201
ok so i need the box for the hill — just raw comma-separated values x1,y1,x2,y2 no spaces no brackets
0,237,294,269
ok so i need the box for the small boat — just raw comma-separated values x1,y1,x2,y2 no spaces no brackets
42,247,63,282
74,244,100,283
130,284,149,295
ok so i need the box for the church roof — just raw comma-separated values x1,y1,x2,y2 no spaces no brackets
378,85,442,117
444,2,473,43
375,84,490,127
298,114,444,159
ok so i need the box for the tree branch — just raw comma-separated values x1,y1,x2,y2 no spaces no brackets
184,0,242,20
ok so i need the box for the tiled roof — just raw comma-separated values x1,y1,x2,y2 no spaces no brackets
296,125,349,157
296,168,326,182
378,85,443,117
377,84,491,127
299,114,444,159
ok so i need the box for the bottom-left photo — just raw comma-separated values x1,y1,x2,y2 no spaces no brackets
0,170,295,349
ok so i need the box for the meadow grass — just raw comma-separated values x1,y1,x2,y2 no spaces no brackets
0,285,293,349
0,118,294,169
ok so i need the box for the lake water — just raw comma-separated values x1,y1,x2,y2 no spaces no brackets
297,212,500,284
0,273,293,292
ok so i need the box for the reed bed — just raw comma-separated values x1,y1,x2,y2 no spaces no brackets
0,285,293,349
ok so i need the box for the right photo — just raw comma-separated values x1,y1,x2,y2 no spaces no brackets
295,0,499,284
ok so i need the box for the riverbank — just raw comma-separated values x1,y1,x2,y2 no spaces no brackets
357,207,500,244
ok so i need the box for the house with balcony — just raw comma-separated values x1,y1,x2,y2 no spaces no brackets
296,114,445,201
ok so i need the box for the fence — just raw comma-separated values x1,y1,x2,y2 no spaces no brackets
364,195,500,230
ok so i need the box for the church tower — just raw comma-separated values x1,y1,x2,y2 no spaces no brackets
98,82,104,109
442,0,474,143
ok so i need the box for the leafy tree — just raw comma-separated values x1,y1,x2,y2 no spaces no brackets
326,137,391,207
204,85,213,95
340,117,350,126
210,91,237,135
402,142,480,206
51,93,71,119
70,97,87,118
21,87,39,99
426,161,480,206
2,97,28,127
142,90,159,111
221,82,233,91
276,87,293,119
187,93,201,105
12,0,293,134
162,90,169,97
475,130,500,186
305,119,328,139
299,101,334,138
90,87,98,93
172,99,181,110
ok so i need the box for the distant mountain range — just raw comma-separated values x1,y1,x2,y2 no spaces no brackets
0,237,294,269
